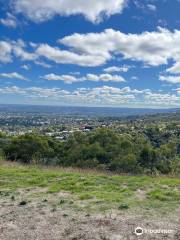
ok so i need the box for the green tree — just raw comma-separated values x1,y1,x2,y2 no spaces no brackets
4,134,52,164
139,146,159,173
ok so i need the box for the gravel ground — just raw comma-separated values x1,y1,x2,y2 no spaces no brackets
0,188,179,240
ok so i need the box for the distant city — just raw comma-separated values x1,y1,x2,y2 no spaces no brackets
0,104,179,140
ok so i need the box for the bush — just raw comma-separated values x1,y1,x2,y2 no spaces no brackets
4,135,53,164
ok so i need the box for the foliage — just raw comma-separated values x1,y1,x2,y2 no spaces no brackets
1,126,180,174
4,134,53,164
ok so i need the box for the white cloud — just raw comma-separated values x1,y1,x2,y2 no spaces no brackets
0,72,27,81
1,28,180,69
0,13,17,28
21,64,31,70
42,73,125,84
27,87,69,97
160,75,180,84
59,27,180,67
0,41,12,63
86,73,125,82
144,92,180,106
34,60,52,68
0,85,179,107
43,74,79,84
1,39,106,67
0,86,27,94
41,27,180,69
12,0,127,23
0,40,37,63
131,76,139,80
166,62,180,74
12,40,37,61
176,88,180,95
0,86,67,97
147,4,157,11
103,66,129,73
134,1,157,12
36,44,106,67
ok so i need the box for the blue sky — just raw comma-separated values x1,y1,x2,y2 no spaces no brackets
0,0,180,108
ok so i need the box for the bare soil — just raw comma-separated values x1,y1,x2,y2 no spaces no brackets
0,188,179,240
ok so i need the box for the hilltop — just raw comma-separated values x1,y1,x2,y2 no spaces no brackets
0,162,179,240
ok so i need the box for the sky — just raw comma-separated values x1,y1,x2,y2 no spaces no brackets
0,0,180,108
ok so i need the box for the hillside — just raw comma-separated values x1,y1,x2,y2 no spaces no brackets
0,163,179,240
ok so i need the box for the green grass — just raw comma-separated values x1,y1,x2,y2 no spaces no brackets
0,163,179,213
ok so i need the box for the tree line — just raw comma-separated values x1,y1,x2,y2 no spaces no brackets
0,127,179,174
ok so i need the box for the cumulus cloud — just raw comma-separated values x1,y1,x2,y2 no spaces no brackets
159,75,180,84
0,39,37,64
103,66,130,73
42,73,125,84
0,13,17,28
1,28,180,70
59,27,180,67
44,28,180,68
85,73,125,82
0,86,67,97
0,86,27,94
12,40,37,61
36,44,106,67
0,85,179,107
12,0,127,23
0,72,27,81
43,74,79,84
144,92,180,105
0,41,12,63
16,27,180,68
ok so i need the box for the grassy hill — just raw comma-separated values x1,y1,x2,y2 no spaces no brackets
0,162,179,239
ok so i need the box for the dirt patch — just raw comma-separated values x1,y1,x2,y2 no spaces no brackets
135,189,147,200
0,188,179,240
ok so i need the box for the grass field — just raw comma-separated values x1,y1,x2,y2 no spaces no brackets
0,163,179,212
0,162,180,239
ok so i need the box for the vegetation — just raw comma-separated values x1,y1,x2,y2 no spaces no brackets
0,164,179,212
1,125,180,174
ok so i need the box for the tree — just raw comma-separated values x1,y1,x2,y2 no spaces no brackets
109,153,138,173
139,146,159,173
4,134,52,164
